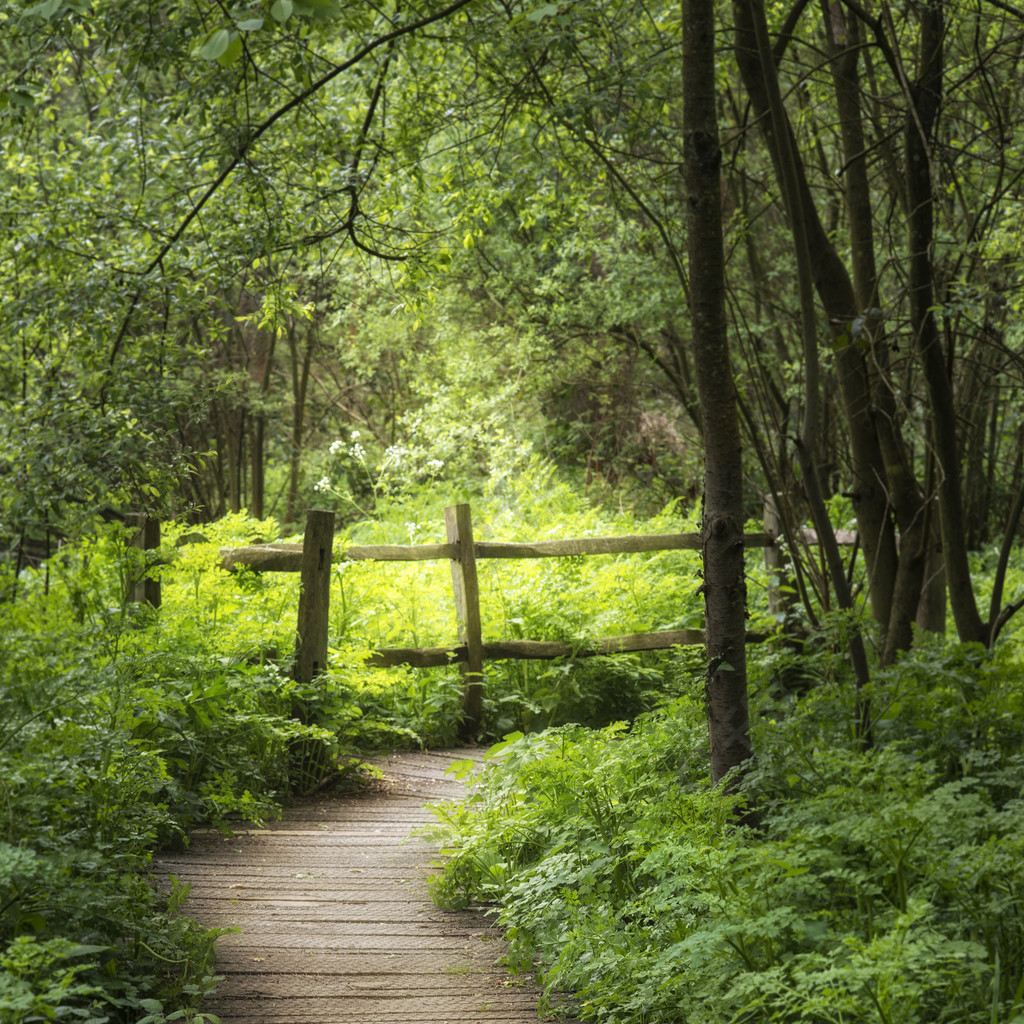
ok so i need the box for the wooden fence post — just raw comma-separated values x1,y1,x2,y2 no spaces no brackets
763,494,790,621
445,504,484,734
295,509,335,684
129,514,161,608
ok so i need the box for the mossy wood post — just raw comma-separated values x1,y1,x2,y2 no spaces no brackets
129,514,161,608
445,503,484,734
295,509,335,684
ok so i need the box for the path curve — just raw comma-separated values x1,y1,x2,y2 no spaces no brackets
155,748,566,1023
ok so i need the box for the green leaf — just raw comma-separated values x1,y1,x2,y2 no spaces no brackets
236,17,264,31
59,943,111,958
445,758,476,781
25,0,63,19
217,35,243,67
293,0,339,15
485,732,524,758
270,0,294,21
526,3,560,21
198,28,232,61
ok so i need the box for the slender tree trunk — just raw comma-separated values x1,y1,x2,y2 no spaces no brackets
251,331,276,521
683,0,753,786
740,0,872,739
904,1,985,645
824,2,927,665
734,0,899,640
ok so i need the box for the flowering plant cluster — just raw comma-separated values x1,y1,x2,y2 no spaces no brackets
313,430,445,513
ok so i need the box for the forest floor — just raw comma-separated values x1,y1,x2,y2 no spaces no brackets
155,748,570,1023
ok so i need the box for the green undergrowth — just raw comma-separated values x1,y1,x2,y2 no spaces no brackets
0,470,727,1021
0,516,374,1023
162,461,724,747
304,461,726,744
427,638,1024,1024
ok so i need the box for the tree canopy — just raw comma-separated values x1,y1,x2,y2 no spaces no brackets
6,0,1024,715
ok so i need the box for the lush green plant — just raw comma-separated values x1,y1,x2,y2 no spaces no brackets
311,462,717,743
427,637,1024,1024
0,514,379,1021
0,484,717,1017
20,476,1024,1024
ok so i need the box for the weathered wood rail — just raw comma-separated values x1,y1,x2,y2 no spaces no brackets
217,504,773,732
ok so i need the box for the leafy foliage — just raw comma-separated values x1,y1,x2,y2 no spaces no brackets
0,483,718,1018
0,514,377,1021
428,640,1024,1023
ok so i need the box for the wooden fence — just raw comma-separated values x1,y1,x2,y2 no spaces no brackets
219,504,774,732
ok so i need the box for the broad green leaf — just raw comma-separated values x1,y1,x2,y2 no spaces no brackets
217,35,243,67
485,732,523,758
59,943,111,957
445,758,476,781
236,17,264,31
198,28,232,61
270,0,294,21
25,0,63,19
525,3,560,21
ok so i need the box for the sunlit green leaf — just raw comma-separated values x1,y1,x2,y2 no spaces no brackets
217,35,243,67
198,28,232,61
525,3,560,21
270,0,294,21
25,0,63,19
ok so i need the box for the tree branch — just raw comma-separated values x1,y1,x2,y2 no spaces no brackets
109,0,474,365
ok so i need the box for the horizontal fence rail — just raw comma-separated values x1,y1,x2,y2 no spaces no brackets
213,504,777,733
219,531,774,573
366,629,716,668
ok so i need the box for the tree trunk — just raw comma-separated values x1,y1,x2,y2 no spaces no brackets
904,1,985,645
251,330,276,521
739,0,872,739
734,0,899,640
682,0,754,786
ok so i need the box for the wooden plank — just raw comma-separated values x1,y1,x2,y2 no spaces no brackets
482,630,710,658
294,509,334,683
220,542,456,572
367,628,769,667
222,543,304,572
340,542,457,562
367,646,463,668
474,532,771,559
219,532,773,572
445,504,484,732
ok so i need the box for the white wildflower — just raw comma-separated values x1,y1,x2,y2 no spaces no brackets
329,439,345,456
313,475,331,493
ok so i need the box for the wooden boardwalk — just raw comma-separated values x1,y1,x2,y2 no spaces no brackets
155,749,568,1023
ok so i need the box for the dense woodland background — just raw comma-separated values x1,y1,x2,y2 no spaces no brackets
2,1,1024,1022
